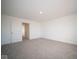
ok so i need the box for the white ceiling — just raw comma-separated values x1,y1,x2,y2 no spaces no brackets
2,0,77,21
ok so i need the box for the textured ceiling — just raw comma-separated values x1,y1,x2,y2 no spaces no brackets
2,0,77,21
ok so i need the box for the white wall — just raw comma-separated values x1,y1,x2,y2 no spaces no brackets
1,14,41,45
41,14,77,44
1,15,12,45
29,21,41,39
1,14,77,45
1,15,22,45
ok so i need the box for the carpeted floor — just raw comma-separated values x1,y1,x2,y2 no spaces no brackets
1,38,77,59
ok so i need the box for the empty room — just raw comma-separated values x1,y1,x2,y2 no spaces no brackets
1,0,77,59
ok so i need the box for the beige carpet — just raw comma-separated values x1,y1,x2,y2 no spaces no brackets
1,38,77,59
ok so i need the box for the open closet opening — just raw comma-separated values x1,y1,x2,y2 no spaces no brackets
22,23,29,40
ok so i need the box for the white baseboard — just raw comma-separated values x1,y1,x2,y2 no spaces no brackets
41,37,77,45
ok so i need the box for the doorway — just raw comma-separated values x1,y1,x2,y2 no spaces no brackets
22,23,29,40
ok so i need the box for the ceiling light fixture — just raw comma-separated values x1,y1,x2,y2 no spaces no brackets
40,11,43,14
